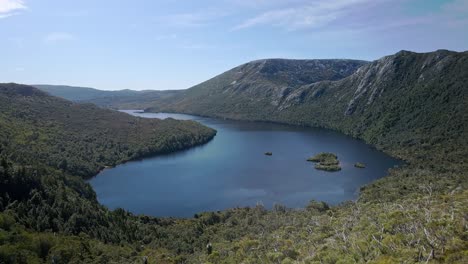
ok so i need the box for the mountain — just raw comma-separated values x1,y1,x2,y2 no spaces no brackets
0,83,215,178
36,59,367,111
34,84,180,109
275,50,468,163
147,58,368,118
147,50,468,165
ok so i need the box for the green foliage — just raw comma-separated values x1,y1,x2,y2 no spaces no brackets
307,152,341,171
0,83,216,178
306,200,330,212
307,152,338,162
355,162,366,168
314,163,341,171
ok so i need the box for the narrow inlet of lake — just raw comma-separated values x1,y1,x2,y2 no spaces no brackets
89,110,402,217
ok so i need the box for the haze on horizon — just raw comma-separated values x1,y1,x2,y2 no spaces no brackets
1,0,467,91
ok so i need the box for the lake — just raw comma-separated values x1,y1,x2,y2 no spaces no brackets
89,110,402,217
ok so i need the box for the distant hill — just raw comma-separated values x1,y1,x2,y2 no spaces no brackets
34,84,181,109
33,84,137,101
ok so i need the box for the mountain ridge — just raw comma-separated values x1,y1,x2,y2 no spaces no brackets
147,49,465,114
146,50,468,166
35,58,368,109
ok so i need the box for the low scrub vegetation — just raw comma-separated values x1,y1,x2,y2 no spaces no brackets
355,162,366,168
307,152,341,171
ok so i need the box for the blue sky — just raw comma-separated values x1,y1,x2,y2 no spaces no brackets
1,0,467,90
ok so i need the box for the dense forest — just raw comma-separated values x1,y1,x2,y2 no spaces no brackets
0,83,216,178
1,48,468,264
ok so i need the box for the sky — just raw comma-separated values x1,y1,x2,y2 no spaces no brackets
1,0,467,90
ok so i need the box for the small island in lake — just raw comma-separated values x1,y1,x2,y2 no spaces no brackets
264,152,272,156
307,152,341,171
354,162,366,168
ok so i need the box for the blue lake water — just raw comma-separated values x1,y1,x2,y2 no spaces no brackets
89,110,402,217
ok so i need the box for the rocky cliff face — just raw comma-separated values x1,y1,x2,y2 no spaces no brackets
280,49,466,117
272,50,468,162
228,59,368,106
341,50,460,115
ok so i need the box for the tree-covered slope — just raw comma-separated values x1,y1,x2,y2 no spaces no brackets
147,58,368,119
84,89,180,110
0,83,216,178
0,83,218,263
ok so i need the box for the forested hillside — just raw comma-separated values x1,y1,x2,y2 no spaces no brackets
147,58,368,120
0,83,220,263
0,83,215,178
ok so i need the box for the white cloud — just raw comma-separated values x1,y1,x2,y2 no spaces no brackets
43,32,75,44
233,0,375,31
0,0,26,18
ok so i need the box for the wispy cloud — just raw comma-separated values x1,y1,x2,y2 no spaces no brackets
228,0,306,8
443,0,468,13
179,43,217,50
155,33,177,41
233,0,377,31
43,32,75,45
155,9,229,28
0,0,26,18
439,0,468,28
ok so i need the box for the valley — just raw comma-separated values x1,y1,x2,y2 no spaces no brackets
2,49,467,263
2,0,467,262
